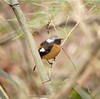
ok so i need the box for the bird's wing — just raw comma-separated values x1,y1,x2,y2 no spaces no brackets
38,44,53,57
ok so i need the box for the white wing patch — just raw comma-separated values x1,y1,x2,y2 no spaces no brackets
39,47,45,52
46,39,54,43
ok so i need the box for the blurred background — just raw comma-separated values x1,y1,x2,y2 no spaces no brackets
0,0,100,99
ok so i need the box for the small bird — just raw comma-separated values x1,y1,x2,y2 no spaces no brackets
33,35,63,71
38,35,63,65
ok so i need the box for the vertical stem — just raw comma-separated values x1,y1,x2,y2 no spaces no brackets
8,0,53,95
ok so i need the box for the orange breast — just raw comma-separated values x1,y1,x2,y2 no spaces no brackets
41,44,61,59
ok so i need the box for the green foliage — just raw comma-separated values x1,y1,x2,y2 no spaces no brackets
0,69,19,98
84,0,100,13
0,69,19,88
68,84,93,99
12,33,23,40
0,82,9,99
27,0,73,28
0,91,7,99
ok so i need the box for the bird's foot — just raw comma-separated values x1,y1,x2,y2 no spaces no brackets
46,60,53,68
54,57,56,61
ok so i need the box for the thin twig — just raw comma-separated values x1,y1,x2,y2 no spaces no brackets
88,5,96,14
3,0,10,4
41,0,59,36
62,21,80,45
64,16,69,29
62,48,76,70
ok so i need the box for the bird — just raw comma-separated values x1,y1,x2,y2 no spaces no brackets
39,35,63,64
33,35,63,71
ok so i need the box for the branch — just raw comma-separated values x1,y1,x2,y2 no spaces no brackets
3,0,53,95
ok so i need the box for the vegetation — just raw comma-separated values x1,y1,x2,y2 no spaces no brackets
0,0,100,99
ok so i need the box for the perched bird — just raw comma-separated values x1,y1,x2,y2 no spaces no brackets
33,35,63,71
38,35,63,65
